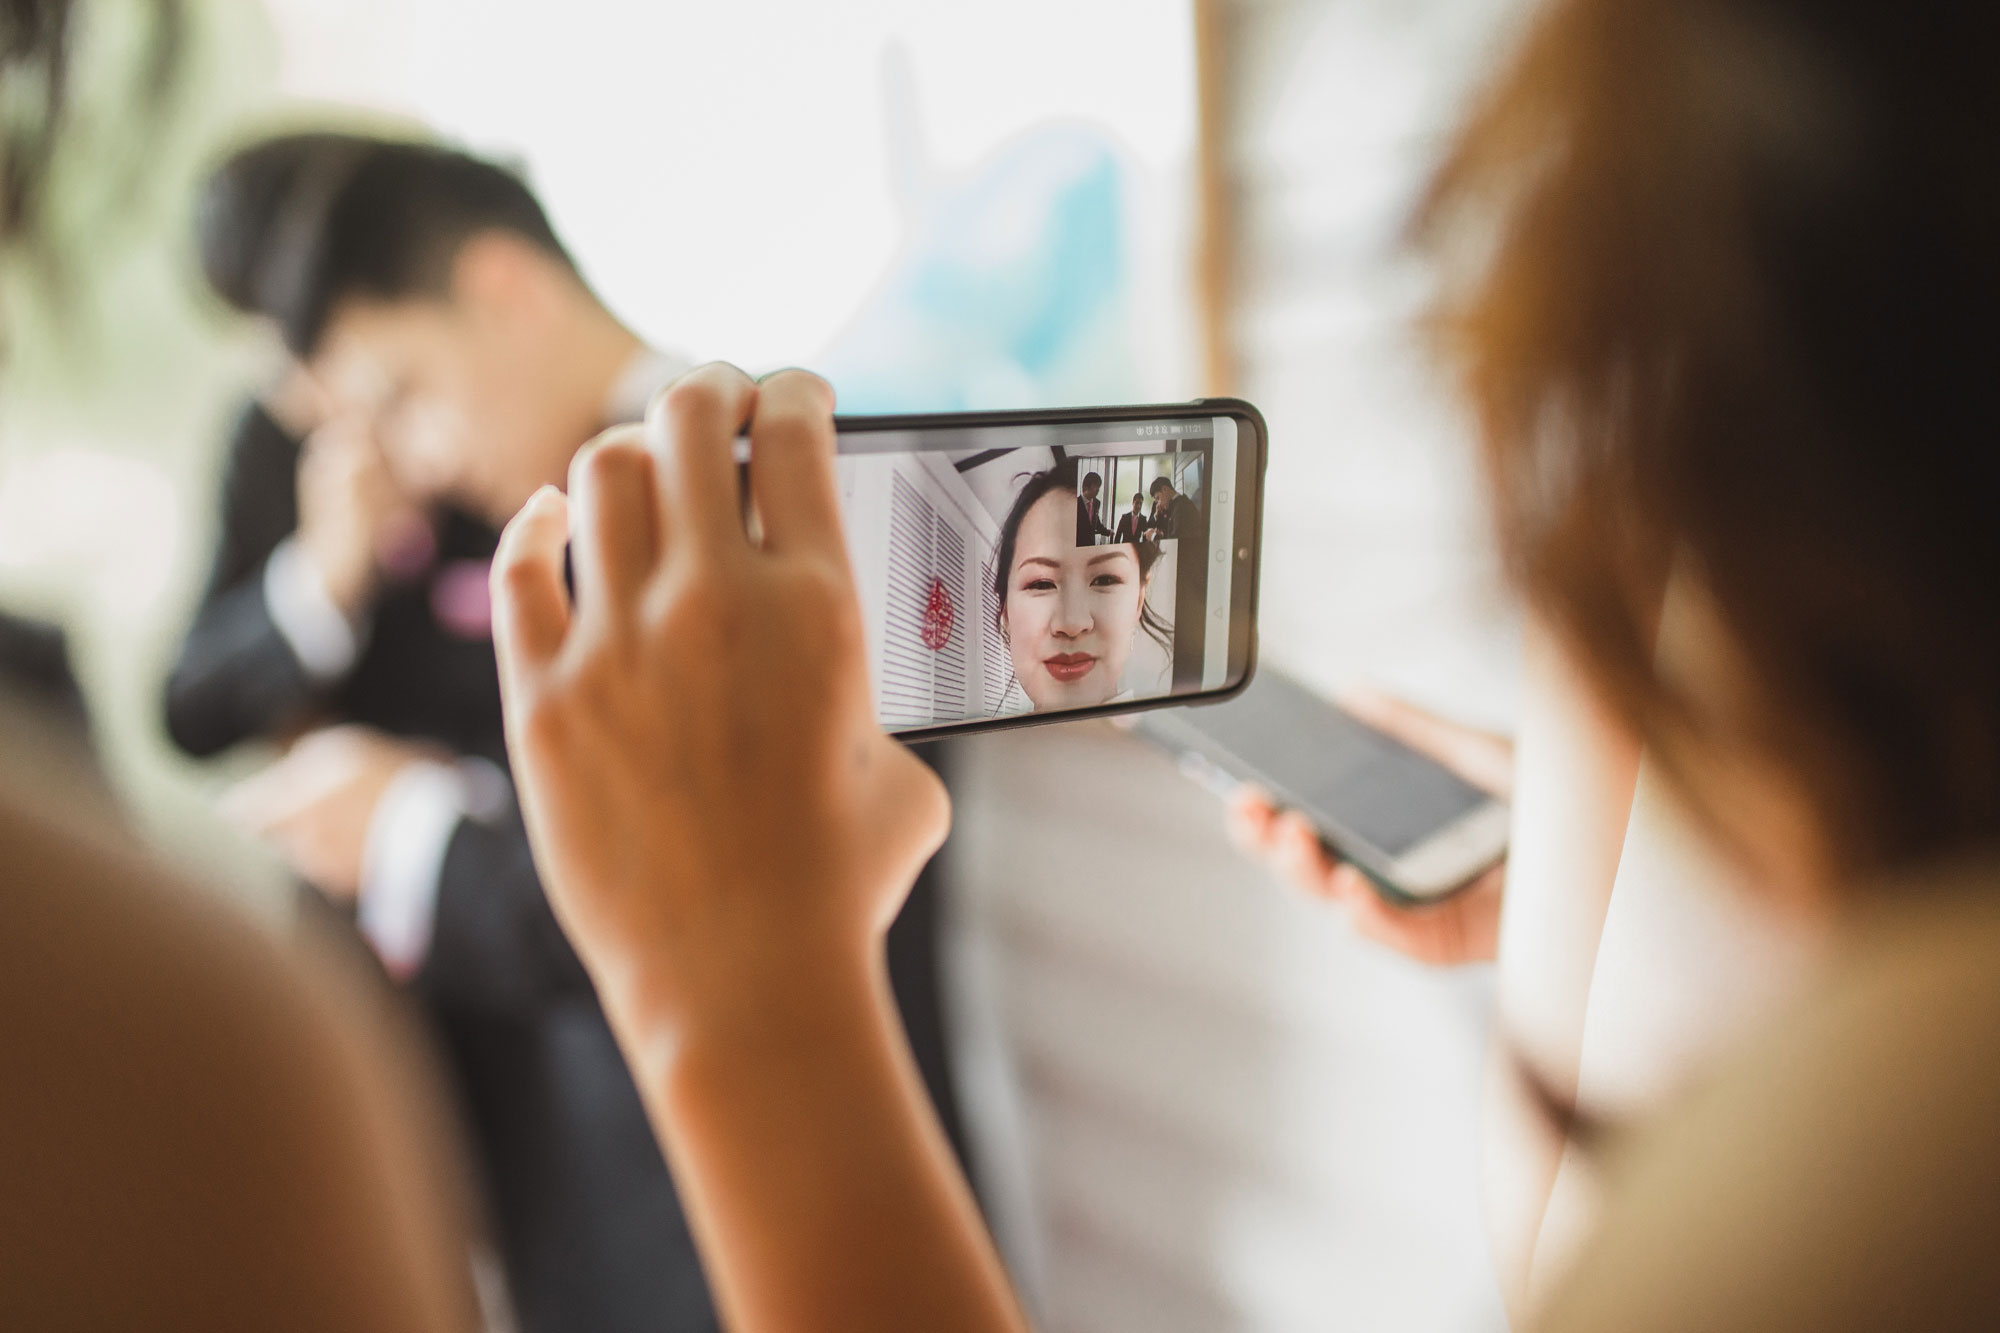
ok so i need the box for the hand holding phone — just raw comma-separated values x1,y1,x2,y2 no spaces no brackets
1140,673,1511,965
494,367,952,1029
1228,690,1510,965
499,364,1026,1333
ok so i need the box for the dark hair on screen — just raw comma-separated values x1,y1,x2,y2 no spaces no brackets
1415,0,2000,879
196,132,579,358
1149,476,1173,497
993,459,1172,652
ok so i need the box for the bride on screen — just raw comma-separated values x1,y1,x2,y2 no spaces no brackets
993,460,1172,713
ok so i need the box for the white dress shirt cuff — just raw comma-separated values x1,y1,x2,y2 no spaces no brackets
358,757,511,979
263,536,365,682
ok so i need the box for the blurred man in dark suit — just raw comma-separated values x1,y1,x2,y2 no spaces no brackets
167,133,968,1333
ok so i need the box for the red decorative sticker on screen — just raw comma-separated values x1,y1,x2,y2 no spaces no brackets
920,577,956,651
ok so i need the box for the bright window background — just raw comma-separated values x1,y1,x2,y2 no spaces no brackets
267,0,1200,386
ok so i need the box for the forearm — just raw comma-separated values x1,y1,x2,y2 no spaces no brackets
612,948,1026,1333
1482,622,1640,1317
1481,1042,1558,1318
1483,1034,1607,1322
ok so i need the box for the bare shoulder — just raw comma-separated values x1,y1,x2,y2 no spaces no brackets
1537,861,2000,1333
0,790,476,1331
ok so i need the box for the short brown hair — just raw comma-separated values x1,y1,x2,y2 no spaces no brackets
1416,0,2000,876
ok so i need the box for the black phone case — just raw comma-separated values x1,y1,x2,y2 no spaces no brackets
832,397,1270,743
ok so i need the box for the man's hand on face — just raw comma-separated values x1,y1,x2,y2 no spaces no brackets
222,725,438,902
296,416,425,617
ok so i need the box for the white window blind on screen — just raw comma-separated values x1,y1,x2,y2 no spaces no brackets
882,471,970,726
848,454,1003,731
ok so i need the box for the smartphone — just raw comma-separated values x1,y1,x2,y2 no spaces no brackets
824,400,1266,740
1135,668,1508,903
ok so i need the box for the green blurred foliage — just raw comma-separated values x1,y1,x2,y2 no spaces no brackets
2,0,278,435
0,0,288,886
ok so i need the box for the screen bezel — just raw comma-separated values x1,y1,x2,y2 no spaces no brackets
831,398,1266,741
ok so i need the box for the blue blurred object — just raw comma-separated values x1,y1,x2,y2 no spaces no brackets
820,124,1140,413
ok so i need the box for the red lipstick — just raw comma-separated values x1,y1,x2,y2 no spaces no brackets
1043,652,1097,683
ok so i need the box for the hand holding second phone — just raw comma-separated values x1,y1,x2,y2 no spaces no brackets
1229,691,1511,966
490,364,949,1038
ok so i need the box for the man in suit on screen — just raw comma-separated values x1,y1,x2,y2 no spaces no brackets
1074,469,1113,545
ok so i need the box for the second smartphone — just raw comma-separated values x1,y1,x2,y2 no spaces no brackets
1136,668,1508,903
821,400,1267,740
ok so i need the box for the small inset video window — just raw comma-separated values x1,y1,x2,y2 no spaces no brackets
1074,451,1202,547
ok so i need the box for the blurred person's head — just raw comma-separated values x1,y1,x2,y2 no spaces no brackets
1418,0,2000,904
1080,471,1102,500
198,132,643,525
1149,476,1176,504
996,461,1168,711
1129,493,1144,514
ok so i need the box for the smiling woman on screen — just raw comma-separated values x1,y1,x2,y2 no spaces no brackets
993,460,1170,713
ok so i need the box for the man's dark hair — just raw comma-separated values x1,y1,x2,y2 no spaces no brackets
1149,476,1173,497
1081,471,1102,491
196,132,577,358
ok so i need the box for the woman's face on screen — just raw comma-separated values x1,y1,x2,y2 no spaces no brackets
1003,489,1148,712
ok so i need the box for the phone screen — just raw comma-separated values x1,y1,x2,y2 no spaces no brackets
1177,671,1488,858
830,410,1249,735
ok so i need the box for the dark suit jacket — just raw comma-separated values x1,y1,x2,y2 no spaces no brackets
1151,491,1202,542
166,400,971,1333
1076,494,1111,545
1113,511,1149,545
